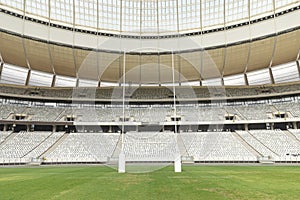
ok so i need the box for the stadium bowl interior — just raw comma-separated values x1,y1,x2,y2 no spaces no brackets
0,0,299,166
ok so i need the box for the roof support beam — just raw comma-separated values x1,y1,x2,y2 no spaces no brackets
47,0,56,85
138,1,143,86
243,0,252,86
72,0,79,87
199,0,203,86
244,73,249,86
0,49,3,64
25,69,31,86
268,0,278,85
221,0,227,86
119,56,122,87
96,49,101,87
139,54,142,86
0,62,4,81
156,0,161,86
158,54,161,86
178,54,182,86
51,74,56,87
96,0,101,87
75,75,79,87
269,68,275,84
296,60,300,79
296,49,300,78
22,0,31,72
0,51,4,81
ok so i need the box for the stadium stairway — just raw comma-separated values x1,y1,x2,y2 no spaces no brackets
0,131,17,147
22,132,54,158
109,134,122,159
247,131,279,157
270,105,279,113
105,134,122,166
232,107,246,120
55,109,67,121
177,133,194,163
39,132,69,159
0,131,12,145
177,133,189,157
232,131,262,158
285,130,300,145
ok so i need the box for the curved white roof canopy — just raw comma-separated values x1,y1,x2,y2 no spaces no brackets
0,0,299,86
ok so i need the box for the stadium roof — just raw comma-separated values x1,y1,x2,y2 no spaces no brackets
0,0,299,86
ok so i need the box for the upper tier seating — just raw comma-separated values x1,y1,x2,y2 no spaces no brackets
232,104,274,120
1,81,300,100
0,102,295,122
274,102,300,117
0,105,26,119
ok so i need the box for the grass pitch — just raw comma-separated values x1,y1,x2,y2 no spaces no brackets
0,165,299,200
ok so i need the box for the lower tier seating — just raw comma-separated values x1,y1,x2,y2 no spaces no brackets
1,130,300,164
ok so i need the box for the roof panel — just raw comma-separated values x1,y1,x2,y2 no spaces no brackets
0,32,27,68
24,38,52,73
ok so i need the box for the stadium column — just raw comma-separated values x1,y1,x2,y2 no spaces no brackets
296,50,300,78
96,0,100,87
22,0,32,86
52,125,57,133
0,61,3,80
293,122,297,129
51,75,56,87
199,0,203,86
156,0,161,86
25,70,31,86
72,0,79,87
178,54,182,86
244,124,249,131
175,0,182,86
221,0,227,86
158,53,161,86
268,0,277,85
269,68,275,85
244,74,249,86
48,0,57,87
297,60,300,78
0,50,4,79
270,123,274,130
26,124,30,132
139,54,142,86
243,0,251,86
3,124,8,132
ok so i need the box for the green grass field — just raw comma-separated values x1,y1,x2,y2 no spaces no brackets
0,165,299,200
